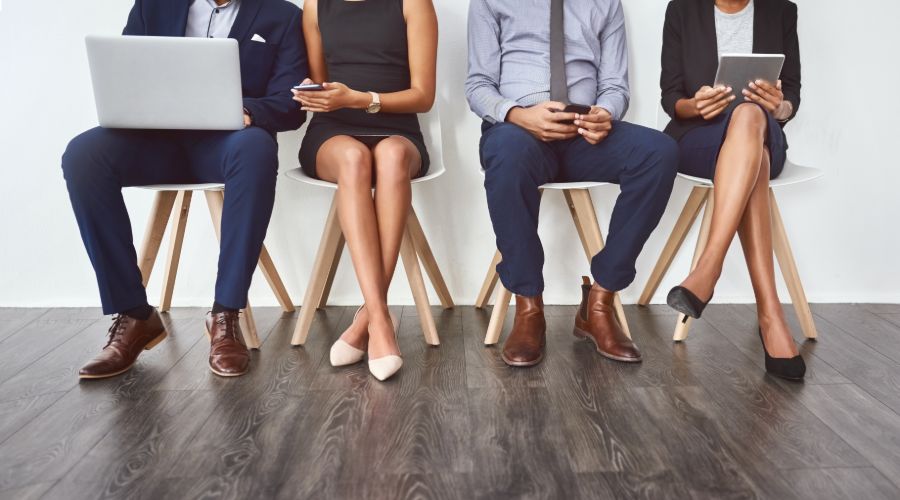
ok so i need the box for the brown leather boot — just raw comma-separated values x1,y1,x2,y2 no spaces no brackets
574,277,642,363
79,310,167,379
501,295,547,367
205,311,251,377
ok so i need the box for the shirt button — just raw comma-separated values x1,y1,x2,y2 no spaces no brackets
215,9,220,13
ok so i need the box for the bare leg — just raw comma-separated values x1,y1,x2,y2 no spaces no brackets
679,103,768,301
737,151,799,358
339,137,421,356
315,136,396,357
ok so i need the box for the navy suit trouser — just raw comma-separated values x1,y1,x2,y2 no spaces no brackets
479,121,679,296
62,127,278,315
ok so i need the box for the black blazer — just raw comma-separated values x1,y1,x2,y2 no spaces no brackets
660,0,801,141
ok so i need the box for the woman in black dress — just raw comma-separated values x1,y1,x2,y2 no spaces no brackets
293,0,437,381
660,0,805,380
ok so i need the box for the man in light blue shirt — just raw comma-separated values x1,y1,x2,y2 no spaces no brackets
466,0,678,368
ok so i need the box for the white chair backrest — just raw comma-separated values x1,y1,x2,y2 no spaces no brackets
416,102,446,180
656,105,670,132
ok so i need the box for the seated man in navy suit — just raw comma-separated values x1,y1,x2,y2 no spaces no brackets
62,0,308,379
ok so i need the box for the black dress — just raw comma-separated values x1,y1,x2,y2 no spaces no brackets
299,0,429,178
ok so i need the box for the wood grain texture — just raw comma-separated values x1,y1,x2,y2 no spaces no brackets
0,306,898,499
812,303,900,364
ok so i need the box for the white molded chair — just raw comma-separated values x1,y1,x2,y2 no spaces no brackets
285,107,454,347
136,183,295,349
474,178,632,345
638,109,823,341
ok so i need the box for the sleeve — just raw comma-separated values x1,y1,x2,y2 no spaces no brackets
464,0,520,124
123,0,145,35
660,0,687,119
779,1,801,120
594,0,629,120
241,7,309,133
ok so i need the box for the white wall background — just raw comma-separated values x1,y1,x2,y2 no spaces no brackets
0,0,898,308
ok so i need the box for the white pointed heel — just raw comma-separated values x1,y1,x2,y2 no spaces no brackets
368,355,403,381
330,339,366,367
330,306,367,367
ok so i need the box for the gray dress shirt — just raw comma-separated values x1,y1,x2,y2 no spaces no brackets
465,0,630,124
185,0,241,39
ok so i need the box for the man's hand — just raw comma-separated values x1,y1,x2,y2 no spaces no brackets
743,79,791,120
693,85,735,120
574,107,613,145
506,101,578,142
243,113,252,128
292,79,368,113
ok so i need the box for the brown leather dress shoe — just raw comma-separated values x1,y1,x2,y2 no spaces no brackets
501,295,547,367
574,277,642,363
79,310,167,379
205,311,250,377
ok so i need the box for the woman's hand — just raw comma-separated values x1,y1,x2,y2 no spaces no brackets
692,85,735,120
292,79,368,113
743,79,792,120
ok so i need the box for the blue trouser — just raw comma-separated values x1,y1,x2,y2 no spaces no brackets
62,127,279,315
480,121,679,296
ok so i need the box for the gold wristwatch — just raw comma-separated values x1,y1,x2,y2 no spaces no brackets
365,91,381,114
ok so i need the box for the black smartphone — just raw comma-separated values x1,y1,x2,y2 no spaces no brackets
555,104,592,125
293,83,325,91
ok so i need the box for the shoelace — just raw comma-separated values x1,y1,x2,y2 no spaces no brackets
214,312,241,343
104,314,130,348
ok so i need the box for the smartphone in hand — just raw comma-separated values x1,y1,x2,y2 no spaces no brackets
293,83,325,91
554,104,592,125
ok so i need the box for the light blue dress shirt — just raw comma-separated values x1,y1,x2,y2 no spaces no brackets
465,0,630,124
185,0,241,39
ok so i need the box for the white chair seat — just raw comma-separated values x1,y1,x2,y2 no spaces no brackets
284,164,445,189
678,160,823,188
138,183,225,192
476,169,611,191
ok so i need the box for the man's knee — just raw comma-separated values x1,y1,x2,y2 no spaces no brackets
223,128,279,185
637,129,680,183
61,128,109,184
481,124,548,187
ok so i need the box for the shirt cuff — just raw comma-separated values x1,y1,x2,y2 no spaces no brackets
594,97,624,121
486,98,521,124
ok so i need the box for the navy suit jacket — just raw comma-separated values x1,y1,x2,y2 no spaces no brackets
123,0,309,133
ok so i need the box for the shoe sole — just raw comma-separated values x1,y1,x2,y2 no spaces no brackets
573,327,642,363
78,330,167,380
501,351,544,367
205,325,249,378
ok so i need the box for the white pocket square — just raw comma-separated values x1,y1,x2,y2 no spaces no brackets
251,34,266,43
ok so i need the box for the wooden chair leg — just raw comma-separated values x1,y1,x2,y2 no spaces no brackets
638,187,709,305
673,189,715,342
238,300,261,349
564,189,632,339
292,197,343,346
400,225,440,346
205,190,260,346
317,236,345,309
770,190,818,339
406,207,455,309
139,191,178,286
257,244,296,313
475,250,503,309
484,285,512,345
159,191,192,312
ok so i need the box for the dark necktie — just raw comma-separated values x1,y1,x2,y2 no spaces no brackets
549,0,568,103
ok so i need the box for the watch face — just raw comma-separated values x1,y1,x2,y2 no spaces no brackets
367,102,381,114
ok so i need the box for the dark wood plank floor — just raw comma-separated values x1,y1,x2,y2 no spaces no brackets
1,304,900,500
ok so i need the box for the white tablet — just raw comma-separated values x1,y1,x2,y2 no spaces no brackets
714,53,785,91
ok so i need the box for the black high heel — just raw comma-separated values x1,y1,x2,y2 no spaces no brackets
666,286,713,322
758,328,806,381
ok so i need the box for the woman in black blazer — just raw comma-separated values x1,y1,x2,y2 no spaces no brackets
660,0,805,380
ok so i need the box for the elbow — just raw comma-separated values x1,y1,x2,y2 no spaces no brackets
412,88,436,114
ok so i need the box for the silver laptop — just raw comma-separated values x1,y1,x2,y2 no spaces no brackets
85,35,244,130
